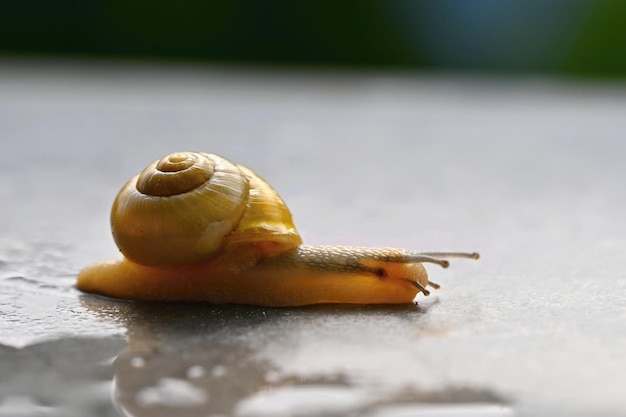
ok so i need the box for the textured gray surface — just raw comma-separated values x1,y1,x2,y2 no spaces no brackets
1,59,625,417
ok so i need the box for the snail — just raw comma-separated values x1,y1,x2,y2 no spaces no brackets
77,152,478,307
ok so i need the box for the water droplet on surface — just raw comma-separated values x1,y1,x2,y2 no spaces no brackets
135,378,208,407
129,356,146,368
187,365,206,379
211,365,227,378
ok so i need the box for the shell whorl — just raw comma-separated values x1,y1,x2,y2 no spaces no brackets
136,152,214,196
110,152,301,267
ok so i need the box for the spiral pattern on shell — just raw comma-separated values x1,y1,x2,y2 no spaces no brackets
110,152,301,267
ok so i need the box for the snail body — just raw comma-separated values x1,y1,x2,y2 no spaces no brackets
77,152,478,307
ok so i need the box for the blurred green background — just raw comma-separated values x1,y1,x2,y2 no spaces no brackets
1,0,625,76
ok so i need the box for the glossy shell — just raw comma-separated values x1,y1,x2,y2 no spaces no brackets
110,152,302,267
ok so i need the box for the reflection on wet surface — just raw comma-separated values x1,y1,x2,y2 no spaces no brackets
0,337,125,417
75,296,510,417
116,344,279,416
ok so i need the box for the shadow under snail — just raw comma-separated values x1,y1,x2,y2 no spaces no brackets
77,152,479,307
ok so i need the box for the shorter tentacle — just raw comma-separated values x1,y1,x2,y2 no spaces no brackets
408,280,430,296
427,280,441,289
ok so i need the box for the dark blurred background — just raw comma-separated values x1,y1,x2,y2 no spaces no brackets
1,0,625,77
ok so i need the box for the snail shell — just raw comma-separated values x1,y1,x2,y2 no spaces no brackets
77,152,478,307
111,152,300,267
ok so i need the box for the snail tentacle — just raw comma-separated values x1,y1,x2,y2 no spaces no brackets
398,253,450,268
418,251,480,260
407,280,430,296
427,280,441,289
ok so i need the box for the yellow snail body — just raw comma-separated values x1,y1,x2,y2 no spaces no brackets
77,152,479,307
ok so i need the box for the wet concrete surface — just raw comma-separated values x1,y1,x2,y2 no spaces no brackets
1,59,625,416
